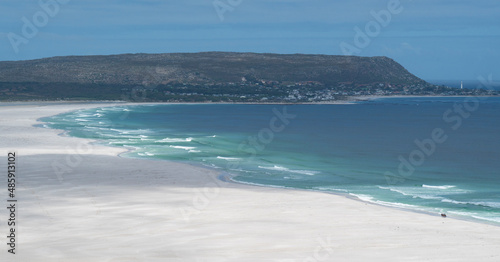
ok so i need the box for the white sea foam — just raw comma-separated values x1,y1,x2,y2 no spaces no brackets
75,112,92,118
188,150,201,153
314,186,349,193
107,128,151,135
378,184,470,202
170,145,196,150
109,128,123,132
472,201,500,209
139,135,151,141
289,170,320,176
98,107,126,112
442,199,500,209
350,193,421,209
108,140,132,145
217,156,241,161
102,134,139,139
349,193,375,202
258,165,319,176
156,137,193,143
414,195,444,200
471,215,500,223
448,211,500,223
422,185,456,190
441,198,469,205
447,210,477,216
378,186,444,200
378,186,411,196
259,165,288,171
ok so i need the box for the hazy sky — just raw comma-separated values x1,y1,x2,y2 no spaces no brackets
1,0,499,81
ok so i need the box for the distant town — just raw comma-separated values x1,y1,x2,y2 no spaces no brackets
1,79,499,103
120,80,500,103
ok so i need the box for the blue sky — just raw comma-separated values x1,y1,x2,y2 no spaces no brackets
1,0,499,81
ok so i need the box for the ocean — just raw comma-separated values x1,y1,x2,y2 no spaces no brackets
41,97,500,224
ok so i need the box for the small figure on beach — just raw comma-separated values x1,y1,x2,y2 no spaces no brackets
441,213,447,218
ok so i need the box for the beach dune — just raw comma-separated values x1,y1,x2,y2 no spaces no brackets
1,102,500,262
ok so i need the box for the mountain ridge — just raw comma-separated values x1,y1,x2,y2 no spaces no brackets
0,52,450,102
0,52,425,85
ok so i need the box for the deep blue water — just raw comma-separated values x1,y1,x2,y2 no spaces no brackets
42,97,500,224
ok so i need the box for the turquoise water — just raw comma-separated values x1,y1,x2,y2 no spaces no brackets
42,97,500,224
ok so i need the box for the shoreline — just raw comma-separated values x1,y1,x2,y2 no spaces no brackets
35,101,500,227
227,173,500,227
8,100,500,221
16,101,500,225
0,102,500,261
1,94,499,107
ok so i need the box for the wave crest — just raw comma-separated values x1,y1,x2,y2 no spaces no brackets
422,184,456,190
258,165,319,176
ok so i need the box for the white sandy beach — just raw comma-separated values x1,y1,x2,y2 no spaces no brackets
1,102,500,262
